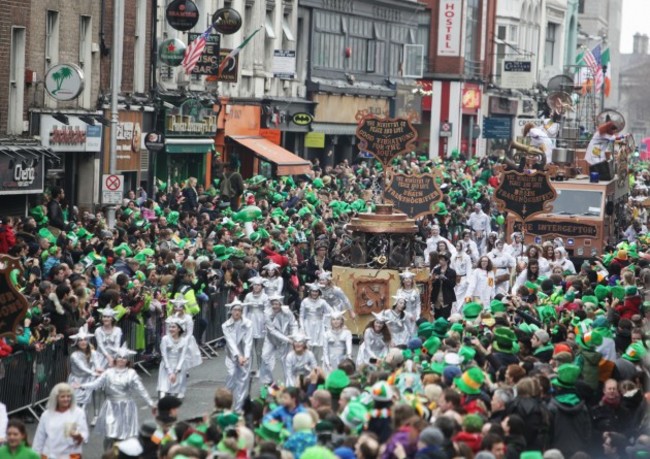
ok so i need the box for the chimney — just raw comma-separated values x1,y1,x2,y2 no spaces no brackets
643,34,649,55
633,32,649,54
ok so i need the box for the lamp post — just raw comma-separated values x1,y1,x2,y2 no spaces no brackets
107,0,124,227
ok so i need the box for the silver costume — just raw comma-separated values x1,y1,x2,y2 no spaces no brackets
382,309,413,347
320,285,352,314
299,297,332,349
158,335,197,398
285,350,317,387
176,314,203,368
243,291,269,370
396,287,420,335
94,327,123,369
222,316,253,411
323,327,353,370
259,306,297,384
264,276,284,298
67,350,101,406
356,328,389,367
81,367,155,440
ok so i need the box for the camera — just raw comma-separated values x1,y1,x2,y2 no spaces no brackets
463,336,473,345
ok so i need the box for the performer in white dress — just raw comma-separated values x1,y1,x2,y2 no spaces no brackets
67,326,102,424
299,283,333,362
451,240,473,314
78,343,156,450
263,261,284,298
318,271,355,317
487,239,516,295
157,316,198,399
94,307,122,370
168,298,203,370
460,229,480,265
322,310,353,371
396,269,420,336
222,298,253,411
382,295,414,347
356,313,391,368
284,333,318,388
465,255,496,309
259,295,298,384
423,224,456,265
243,275,269,371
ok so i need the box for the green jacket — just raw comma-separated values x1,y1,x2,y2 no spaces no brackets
0,442,40,459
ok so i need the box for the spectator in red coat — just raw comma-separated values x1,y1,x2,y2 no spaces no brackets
614,286,641,320
0,217,16,254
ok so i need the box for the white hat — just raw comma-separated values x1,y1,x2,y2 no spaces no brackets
371,311,386,322
399,268,416,279
165,316,185,331
99,307,117,318
392,293,407,303
306,282,322,292
263,261,281,272
225,298,246,310
170,297,188,309
115,343,137,359
248,276,266,285
291,332,310,344
444,352,461,366
69,324,94,341
267,294,284,303
116,437,144,457
329,310,347,320
318,271,333,281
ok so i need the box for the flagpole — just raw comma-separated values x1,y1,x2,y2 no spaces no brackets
600,38,607,112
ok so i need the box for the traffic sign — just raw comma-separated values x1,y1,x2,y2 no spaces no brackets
439,122,452,138
102,174,124,205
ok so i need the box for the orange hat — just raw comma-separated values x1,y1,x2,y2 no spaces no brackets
553,343,572,356
617,249,628,260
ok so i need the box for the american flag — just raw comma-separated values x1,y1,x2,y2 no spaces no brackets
181,23,214,75
583,44,604,92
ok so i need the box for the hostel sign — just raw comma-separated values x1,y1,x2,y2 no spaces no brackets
355,116,418,166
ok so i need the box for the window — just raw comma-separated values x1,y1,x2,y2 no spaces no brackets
79,16,92,108
282,17,294,42
497,26,506,41
265,14,276,39
313,11,345,69
578,0,585,13
509,25,518,42
8,27,26,135
464,0,480,76
545,23,557,67
403,44,424,78
46,11,59,65
134,0,146,92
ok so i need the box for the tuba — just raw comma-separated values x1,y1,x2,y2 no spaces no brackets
509,141,546,168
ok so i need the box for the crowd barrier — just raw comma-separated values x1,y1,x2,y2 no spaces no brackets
0,294,229,419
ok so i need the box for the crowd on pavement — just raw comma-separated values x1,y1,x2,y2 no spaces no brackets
0,151,647,459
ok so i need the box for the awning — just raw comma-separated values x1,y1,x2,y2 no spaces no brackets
165,138,214,154
0,144,57,160
228,136,312,176
310,123,359,136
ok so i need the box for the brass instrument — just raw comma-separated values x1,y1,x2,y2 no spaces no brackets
509,140,547,168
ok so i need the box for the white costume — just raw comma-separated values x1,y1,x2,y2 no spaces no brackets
460,238,480,265
157,317,200,398
33,405,89,458
67,327,101,407
488,247,516,295
585,131,616,165
465,268,496,308
397,269,420,336
299,285,333,355
319,273,353,315
467,208,491,254
323,314,353,371
423,234,457,263
356,316,390,367
451,251,473,313
527,126,554,164
94,316,122,370
259,299,298,384
244,276,269,370
222,300,254,411
263,262,284,297
382,308,413,347
285,335,318,388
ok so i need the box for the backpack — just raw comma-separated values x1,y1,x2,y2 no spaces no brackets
220,173,234,199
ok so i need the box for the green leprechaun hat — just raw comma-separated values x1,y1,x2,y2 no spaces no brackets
454,367,485,395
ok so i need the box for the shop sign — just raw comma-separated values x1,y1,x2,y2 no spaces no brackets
158,38,187,67
482,117,513,139
145,132,165,152
0,154,44,194
384,172,442,219
212,8,242,35
165,99,217,137
292,112,313,126
305,132,325,148
44,64,85,101
514,118,544,138
273,50,296,80
166,0,199,31
40,115,102,152
313,94,389,125
116,121,142,157
437,0,462,56
502,60,533,90
355,116,418,166
186,33,221,75
494,170,557,222
206,49,239,82
513,220,599,238
259,128,281,145
0,257,29,339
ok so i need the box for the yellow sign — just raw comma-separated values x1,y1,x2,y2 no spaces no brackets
304,132,325,148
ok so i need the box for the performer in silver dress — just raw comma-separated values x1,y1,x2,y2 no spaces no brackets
284,332,317,388
169,299,203,369
382,295,414,347
94,307,122,370
396,269,420,336
78,343,155,450
243,275,269,371
157,316,196,399
299,283,333,362
222,298,253,411
259,295,298,385
356,312,392,368
262,261,284,298
318,271,355,317
67,326,102,423
322,310,353,371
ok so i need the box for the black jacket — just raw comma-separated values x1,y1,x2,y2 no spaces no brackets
547,396,592,457
46,199,65,230
430,266,457,306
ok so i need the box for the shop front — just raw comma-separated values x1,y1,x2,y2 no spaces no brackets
39,114,103,211
157,99,218,187
0,139,53,216
260,98,316,156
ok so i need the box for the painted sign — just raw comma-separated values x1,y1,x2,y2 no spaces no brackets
0,154,44,194
165,99,217,137
206,49,239,82
0,256,29,339
355,116,418,166
186,33,221,75
462,84,481,110
513,220,599,238
273,50,296,79
437,0,462,56
494,170,557,222
166,0,199,31
259,128,281,145
44,64,85,101
212,8,242,35
40,115,102,153
384,172,443,219
158,38,187,67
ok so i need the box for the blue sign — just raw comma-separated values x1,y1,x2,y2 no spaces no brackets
482,117,512,139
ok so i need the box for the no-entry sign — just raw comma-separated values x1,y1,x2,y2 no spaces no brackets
102,174,124,205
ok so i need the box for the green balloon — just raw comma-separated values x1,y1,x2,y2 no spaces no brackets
496,215,505,225
234,205,262,222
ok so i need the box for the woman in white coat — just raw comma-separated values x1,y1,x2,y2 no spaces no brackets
451,240,473,314
243,275,269,371
488,239,516,295
322,310,353,371
464,255,496,309
262,261,284,298
284,333,318,388
552,247,576,275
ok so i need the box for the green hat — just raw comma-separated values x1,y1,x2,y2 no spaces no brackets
490,299,506,313
459,345,476,363
134,248,155,262
76,227,93,240
577,329,603,350
625,286,638,296
418,322,435,339
340,401,369,434
38,228,57,244
324,369,350,395
594,284,610,301
551,363,581,389
563,291,576,302
454,367,485,395
215,412,240,429
492,327,517,354
167,211,180,226
450,323,464,334
525,281,539,292
581,295,599,307
312,178,324,189
181,433,207,450
213,244,230,260
30,205,48,224
622,342,647,362
114,243,133,258
422,336,441,355
370,381,393,401
520,452,544,459
611,286,625,300
463,302,482,320
254,420,289,442
431,317,450,338
435,202,448,216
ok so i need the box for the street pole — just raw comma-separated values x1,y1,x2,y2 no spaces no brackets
108,0,124,227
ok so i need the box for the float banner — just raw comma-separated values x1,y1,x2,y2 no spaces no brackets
384,172,442,219
513,220,598,238
494,170,556,222
355,116,418,166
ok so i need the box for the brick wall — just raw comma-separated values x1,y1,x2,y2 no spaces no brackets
0,0,31,134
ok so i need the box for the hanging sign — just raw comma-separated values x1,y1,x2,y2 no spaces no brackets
355,116,418,166
186,33,221,75
494,170,556,222
384,172,442,219
212,7,243,35
144,132,165,151
513,220,598,238
159,38,187,66
44,63,85,101
166,0,200,31
0,256,29,340
206,49,239,82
